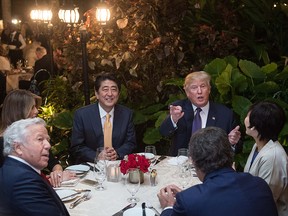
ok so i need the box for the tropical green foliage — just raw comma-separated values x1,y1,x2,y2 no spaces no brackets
37,0,288,169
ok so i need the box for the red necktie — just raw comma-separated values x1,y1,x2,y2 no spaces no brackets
40,171,51,185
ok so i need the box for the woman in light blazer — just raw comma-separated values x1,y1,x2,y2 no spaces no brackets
244,101,288,216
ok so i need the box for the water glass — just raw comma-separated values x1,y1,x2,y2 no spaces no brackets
94,147,107,191
125,168,140,203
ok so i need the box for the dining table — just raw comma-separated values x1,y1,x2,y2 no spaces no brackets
57,156,201,216
5,68,34,92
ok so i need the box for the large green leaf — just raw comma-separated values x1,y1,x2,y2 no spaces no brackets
215,67,231,96
143,128,162,144
231,68,248,93
239,60,265,79
254,81,280,93
204,58,227,77
224,56,238,68
261,63,277,74
52,111,74,130
155,111,169,128
231,95,252,117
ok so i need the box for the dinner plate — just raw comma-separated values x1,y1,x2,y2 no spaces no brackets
138,152,155,160
65,164,90,174
55,189,79,202
124,207,154,216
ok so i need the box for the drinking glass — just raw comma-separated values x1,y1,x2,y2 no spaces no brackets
174,148,189,176
125,168,140,203
94,147,107,191
179,166,191,189
145,145,157,168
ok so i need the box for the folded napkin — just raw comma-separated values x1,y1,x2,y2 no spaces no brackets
61,178,80,187
167,156,188,165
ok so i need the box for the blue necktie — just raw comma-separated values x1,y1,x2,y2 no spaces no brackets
192,107,202,134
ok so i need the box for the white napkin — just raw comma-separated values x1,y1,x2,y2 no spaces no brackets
61,178,80,187
167,156,188,165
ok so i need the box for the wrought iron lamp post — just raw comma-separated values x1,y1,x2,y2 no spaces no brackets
80,1,111,105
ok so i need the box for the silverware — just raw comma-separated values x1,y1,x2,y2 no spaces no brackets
60,191,81,200
142,202,146,216
69,191,92,209
111,203,137,216
155,155,167,165
146,202,160,216
73,189,91,193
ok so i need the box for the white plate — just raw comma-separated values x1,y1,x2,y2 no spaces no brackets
124,207,154,216
65,164,90,174
138,153,155,160
55,189,79,202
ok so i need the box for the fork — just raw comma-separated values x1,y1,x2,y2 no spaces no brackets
69,191,92,209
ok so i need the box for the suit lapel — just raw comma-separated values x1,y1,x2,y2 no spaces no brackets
183,100,194,135
206,102,217,127
91,103,104,142
112,105,122,144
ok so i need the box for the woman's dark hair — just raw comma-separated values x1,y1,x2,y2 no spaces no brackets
94,72,121,92
248,101,285,142
189,127,234,174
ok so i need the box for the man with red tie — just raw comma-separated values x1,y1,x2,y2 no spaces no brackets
0,118,70,216
160,71,241,156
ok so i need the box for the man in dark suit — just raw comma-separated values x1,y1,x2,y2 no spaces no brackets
157,127,278,216
160,71,241,156
0,118,70,216
70,72,136,164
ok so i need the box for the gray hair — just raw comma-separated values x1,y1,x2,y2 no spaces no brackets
3,118,46,156
189,127,234,174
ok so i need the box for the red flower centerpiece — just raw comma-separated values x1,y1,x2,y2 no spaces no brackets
120,154,150,175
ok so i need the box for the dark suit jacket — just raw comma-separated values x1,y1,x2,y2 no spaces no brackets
70,103,136,164
0,157,70,216
160,100,240,156
161,168,278,216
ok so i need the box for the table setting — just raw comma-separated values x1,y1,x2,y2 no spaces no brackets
54,149,201,216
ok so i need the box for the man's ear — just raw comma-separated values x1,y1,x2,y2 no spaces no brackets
14,142,23,156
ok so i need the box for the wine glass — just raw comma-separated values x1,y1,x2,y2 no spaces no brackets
125,168,140,203
94,147,107,191
145,145,157,168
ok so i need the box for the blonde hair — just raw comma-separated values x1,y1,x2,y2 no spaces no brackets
0,90,42,134
184,71,211,90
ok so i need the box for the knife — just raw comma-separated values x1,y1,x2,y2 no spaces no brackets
155,155,167,165
142,202,146,216
60,191,81,200
111,203,137,216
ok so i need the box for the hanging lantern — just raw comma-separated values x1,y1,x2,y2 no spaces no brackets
30,9,52,22
58,7,80,24
30,0,52,22
96,2,111,25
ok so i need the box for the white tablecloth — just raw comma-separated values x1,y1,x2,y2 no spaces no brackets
6,71,33,92
61,157,201,216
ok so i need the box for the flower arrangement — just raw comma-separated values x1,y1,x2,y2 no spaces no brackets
120,154,150,174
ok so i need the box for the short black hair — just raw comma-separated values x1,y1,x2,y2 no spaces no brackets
189,127,234,174
248,101,285,142
94,72,121,92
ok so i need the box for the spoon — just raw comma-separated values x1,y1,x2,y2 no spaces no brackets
146,202,160,216
142,202,146,216
69,191,92,209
